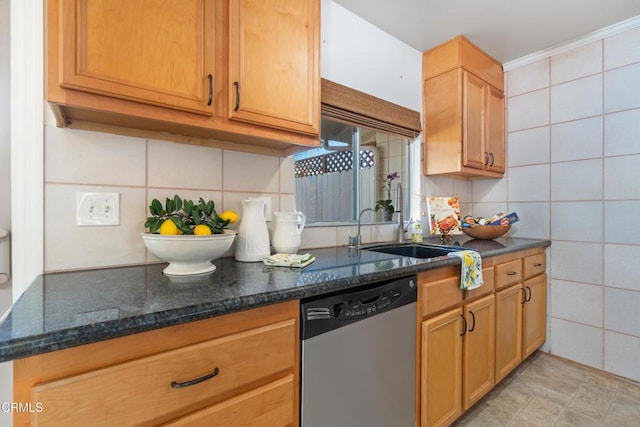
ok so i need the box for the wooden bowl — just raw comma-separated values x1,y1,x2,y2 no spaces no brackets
461,224,511,240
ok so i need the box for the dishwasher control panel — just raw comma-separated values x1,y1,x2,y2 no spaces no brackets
337,287,401,319
301,276,416,339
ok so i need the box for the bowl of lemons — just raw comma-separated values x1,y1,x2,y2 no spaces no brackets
142,195,239,276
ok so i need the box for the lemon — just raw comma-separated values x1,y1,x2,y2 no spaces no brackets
193,224,212,235
159,219,179,235
220,210,239,224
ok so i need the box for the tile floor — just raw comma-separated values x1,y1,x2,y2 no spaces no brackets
453,351,640,426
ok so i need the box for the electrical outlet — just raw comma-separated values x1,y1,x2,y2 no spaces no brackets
76,192,120,226
248,196,272,221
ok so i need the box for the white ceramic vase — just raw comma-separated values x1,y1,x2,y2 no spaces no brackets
235,198,271,262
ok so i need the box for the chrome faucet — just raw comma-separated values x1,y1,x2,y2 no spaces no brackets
349,208,375,248
394,183,414,243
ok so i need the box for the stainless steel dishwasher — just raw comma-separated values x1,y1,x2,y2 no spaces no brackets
301,276,417,427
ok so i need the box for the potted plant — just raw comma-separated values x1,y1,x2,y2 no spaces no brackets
375,172,399,221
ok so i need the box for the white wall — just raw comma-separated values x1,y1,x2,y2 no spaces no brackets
473,21,640,382
0,0,11,423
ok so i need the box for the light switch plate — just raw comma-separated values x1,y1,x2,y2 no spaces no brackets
247,196,272,221
76,192,120,226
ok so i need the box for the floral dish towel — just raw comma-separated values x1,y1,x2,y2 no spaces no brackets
447,250,483,290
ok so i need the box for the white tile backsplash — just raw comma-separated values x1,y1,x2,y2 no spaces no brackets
507,202,550,239
45,184,147,271
550,318,603,369
508,89,550,132
550,74,603,124
549,241,603,285
604,108,640,157
45,126,146,186
551,40,602,85
551,159,603,201
148,139,222,190
604,244,640,291
604,63,640,113
604,331,640,382
507,164,550,202
604,287,640,337
604,200,640,244
507,58,550,96
604,26,640,70
222,151,280,193
471,178,507,203
551,201,603,242
550,279,603,327
551,117,603,162
507,126,550,167
604,154,640,200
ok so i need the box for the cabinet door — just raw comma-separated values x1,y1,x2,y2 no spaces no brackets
422,308,463,427
495,284,523,383
463,295,495,410
59,0,215,115
523,274,547,359
228,0,320,136
462,71,487,170
485,86,505,173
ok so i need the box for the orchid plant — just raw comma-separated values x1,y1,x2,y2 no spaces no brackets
375,171,399,215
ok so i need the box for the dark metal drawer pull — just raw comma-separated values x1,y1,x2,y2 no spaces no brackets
171,367,219,389
525,286,532,302
233,81,240,111
520,288,527,304
460,314,467,336
468,310,476,332
533,262,543,267
507,271,518,276
207,74,213,106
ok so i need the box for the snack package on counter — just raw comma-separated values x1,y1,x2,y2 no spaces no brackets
486,211,520,226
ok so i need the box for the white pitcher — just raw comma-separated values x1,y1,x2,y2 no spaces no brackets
272,211,306,254
235,199,271,262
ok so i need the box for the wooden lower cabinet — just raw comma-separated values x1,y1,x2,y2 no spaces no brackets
462,295,495,409
495,283,524,383
523,274,547,359
422,308,464,427
421,294,495,427
420,247,548,426
14,301,299,427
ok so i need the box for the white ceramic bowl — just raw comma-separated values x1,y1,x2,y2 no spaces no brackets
142,230,237,276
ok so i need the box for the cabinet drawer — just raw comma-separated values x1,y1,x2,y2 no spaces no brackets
164,375,295,426
495,260,522,290
523,253,546,279
421,276,463,317
466,266,495,300
31,319,297,426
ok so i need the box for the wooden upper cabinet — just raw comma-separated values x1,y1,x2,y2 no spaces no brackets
228,0,320,136
46,0,321,156
59,0,215,115
423,35,505,178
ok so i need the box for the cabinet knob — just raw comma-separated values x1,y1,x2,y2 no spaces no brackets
507,271,518,276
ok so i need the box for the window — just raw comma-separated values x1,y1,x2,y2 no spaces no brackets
294,118,413,222
293,80,421,223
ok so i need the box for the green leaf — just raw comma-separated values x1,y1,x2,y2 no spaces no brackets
174,195,182,212
183,199,193,216
206,200,214,216
149,199,163,216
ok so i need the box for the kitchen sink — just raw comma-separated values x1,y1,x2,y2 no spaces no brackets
364,243,460,259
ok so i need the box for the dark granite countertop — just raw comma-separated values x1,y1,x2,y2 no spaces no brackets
0,236,549,362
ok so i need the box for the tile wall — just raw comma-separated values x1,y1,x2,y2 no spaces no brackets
43,109,400,272
471,25,640,381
